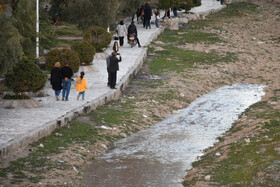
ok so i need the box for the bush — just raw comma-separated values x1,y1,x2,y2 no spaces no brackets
71,41,96,65
83,26,112,52
45,49,80,73
185,0,194,12
193,0,201,7
5,58,46,94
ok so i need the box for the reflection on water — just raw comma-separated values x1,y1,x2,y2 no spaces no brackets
83,83,265,187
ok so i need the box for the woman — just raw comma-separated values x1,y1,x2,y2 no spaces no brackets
116,20,127,47
50,62,63,101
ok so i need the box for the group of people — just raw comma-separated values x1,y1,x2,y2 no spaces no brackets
50,62,88,101
116,20,141,48
136,2,153,29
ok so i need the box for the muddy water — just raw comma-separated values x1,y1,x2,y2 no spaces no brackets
83,83,265,187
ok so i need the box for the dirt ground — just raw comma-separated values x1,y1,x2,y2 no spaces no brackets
1,0,280,186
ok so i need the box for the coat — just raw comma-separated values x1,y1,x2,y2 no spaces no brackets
76,77,88,92
50,67,62,91
108,56,122,72
128,24,137,35
116,24,127,37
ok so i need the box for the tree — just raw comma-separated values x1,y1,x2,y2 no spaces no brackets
13,0,36,59
5,58,46,94
62,0,120,30
0,14,23,77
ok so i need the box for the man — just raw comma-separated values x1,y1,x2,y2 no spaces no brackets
106,52,113,87
108,52,122,89
60,61,73,101
127,21,141,47
143,2,152,29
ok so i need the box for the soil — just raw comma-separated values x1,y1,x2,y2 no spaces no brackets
1,0,280,186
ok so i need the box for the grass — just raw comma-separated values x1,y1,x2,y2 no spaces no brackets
53,24,82,37
150,46,236,74
0,122,101,184
158,29,223,44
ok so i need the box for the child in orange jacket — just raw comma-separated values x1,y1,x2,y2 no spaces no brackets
76,71,88,100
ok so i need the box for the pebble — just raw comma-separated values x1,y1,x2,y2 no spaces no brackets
205,175,211,181
39,143,44,148
143,115,148,118
245,138,250,143
215,152,221,157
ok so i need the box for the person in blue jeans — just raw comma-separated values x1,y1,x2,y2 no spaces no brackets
60,61,73,101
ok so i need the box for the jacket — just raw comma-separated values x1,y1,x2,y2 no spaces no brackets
116,24,127,37
76,77,88,92
128,24,137,35
50,67,62,91
108,56,122,72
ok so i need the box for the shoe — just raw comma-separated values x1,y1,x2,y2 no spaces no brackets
56,96,59,101
110,87,117,89
77,96,79,100
62,97,64,101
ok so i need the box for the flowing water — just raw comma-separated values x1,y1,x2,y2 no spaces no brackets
83,83,265,187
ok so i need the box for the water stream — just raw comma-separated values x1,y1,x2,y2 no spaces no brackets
83,83,265,187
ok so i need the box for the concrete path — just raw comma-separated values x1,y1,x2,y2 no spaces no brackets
0,0,225,159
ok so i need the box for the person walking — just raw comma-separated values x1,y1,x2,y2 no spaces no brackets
60,61,73,101
108,52,122,89
127,21,141,47
106,52,113,87
144,2,152,29
116,20,127,47
76,71,88,101
50,62,62,101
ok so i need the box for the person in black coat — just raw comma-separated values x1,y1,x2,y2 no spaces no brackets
108,52,122,89
127,21,141,47
50,62,63,100
144,2,152,29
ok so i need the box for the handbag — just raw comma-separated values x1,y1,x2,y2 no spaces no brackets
113,33,119,40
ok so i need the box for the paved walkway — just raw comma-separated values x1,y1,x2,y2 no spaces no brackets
0,0,225,159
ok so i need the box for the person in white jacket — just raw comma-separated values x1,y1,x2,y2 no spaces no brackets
116,20,127,47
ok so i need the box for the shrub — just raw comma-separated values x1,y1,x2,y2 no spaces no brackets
185,0,194,12
193,0,201,7
5,58,46,94
83,26,112,52
71,41,96,65
45,49,80,73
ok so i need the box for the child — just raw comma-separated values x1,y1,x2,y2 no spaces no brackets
76,71,88,100
156,12,160,28
113,41,119,53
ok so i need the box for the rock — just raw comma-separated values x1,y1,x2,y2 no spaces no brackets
178,178,184,183
222,69,229,74
178,18,189,24
225,0,232,4
215,152,221,156
252,37,257,40
57,160,65,163
245,138,250,143
120,133,127,138
164,18,179,30
191,121,196,125
205,175,211,181
55,133,63,137
143,115,148,118
100,125,113,130
172,110,181,114
73,166,79,173
56,166,66,170
99,143,107,150
180,93,185,97
257,41,264,44
181,13,199,21
39,143,44,148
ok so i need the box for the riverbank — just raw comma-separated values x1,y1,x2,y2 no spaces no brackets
1,1,279,186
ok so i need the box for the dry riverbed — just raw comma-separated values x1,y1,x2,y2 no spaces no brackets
1,1,280,186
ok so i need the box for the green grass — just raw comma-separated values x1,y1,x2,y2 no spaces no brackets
158,29,223,44
150,46,236,74
0,122,101,184
53,24,82,37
